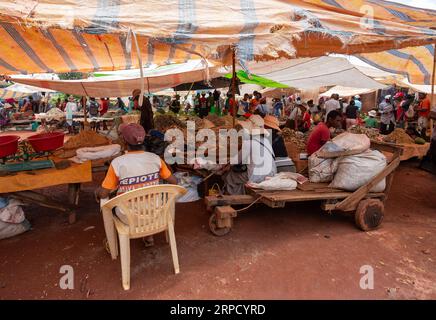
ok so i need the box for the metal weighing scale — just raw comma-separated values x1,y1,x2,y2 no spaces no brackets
0,141,55,173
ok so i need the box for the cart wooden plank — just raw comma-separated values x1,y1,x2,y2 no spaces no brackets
247,187,385,204
205,194,256,207
297,182,344,193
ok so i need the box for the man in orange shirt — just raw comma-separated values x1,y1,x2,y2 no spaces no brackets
96,123,177,246
416,93,431,137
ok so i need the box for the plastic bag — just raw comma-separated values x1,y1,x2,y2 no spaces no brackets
308,153,339,183
173,172,203,202
247,172,299,191
0,198,25,224
317,133,370,158
0,219,31,240
329,150,387,192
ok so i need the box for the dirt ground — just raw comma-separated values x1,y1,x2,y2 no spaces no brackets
0,160,435,300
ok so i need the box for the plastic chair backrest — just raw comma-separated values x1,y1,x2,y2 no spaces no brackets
101,185,186,237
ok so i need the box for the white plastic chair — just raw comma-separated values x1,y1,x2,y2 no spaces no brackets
101,184,187,290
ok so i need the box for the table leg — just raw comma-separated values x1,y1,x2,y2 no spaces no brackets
67,183,81,224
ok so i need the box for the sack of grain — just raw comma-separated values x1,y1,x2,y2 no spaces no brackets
329,150,387,192
308,152,339,183
317,132,370,158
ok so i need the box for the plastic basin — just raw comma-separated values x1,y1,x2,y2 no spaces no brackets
27,131,65,152
0,135,20,158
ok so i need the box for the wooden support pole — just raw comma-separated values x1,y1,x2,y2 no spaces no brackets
81,96,88,131
430,43,435,137
232,47,237,128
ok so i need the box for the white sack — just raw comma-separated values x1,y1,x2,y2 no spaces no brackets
329,150,387,192
0,198,25,224
73,144,121,162
247,172,298,191
318,133,370,158
308,152,339,183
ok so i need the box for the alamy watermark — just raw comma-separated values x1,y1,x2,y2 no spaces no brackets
359,265,374,290
162,121,274,174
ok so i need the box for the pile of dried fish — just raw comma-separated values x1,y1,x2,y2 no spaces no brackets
63,130,110,150
154,114,187,132
348,126,380,140
282,128,306,152
384,128,414,144
205,114,226,127
55,130,111,159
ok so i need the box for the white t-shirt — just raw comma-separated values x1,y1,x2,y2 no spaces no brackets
289,106,303,120
324,99,340,118
232,135,277,183
102,151,171,194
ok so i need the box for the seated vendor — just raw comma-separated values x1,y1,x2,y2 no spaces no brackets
222,115,277,195
263,115,296,173
96,123,177,245
306,110,342,156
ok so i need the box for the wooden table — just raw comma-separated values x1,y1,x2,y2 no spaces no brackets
0,160,92,223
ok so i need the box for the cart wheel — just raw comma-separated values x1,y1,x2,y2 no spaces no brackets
208,213,231,236
355,199,384,231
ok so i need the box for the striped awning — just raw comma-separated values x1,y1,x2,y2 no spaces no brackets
0,83,54,100
357,44,435,85
0,88,29,100
0,0,435,75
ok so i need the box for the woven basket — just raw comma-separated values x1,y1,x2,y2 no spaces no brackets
285,142,301,161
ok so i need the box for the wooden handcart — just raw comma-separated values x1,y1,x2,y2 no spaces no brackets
204,142,402,236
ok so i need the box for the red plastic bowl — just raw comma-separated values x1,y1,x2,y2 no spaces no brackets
0,135,20,158
27,131,65,152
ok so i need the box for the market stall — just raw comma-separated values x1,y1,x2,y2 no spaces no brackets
0,0,435,239
0,132,93,223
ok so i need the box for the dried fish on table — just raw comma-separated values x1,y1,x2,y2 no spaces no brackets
205,114,226,127
154,114,186,132
384,128,414,144
282,128,306,152
348,126,380,140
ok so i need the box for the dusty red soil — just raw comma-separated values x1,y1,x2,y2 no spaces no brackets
1,161,435,300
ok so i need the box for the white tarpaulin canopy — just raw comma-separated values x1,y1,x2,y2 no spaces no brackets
10,60,217,97
245,57,387,90
320,86,377,98
11,56,388,97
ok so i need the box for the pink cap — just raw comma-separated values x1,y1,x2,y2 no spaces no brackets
119,123,145,145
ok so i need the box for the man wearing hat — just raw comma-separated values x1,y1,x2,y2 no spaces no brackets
354,95,362,111
97,123,177,200
264,115,296,173
96,123,177,245
222,115,276,195
364,110,379,129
